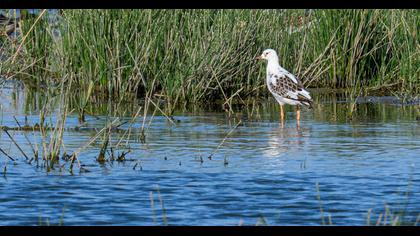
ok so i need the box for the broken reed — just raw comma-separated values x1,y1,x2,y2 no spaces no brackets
3,9,420,108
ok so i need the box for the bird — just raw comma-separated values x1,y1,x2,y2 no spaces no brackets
256,49,313,127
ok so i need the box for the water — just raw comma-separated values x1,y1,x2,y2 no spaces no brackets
0,82,419,225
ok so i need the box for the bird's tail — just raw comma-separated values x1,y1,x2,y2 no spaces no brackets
301,99,313,109
288,94,313,108
297,90,313,109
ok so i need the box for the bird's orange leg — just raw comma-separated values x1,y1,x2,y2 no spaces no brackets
296,105,301,128
279,104,285,128
296,105,301,121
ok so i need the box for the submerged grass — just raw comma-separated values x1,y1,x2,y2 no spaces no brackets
0,9,418,109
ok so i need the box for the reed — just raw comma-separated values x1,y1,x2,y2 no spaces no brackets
1,9,417,109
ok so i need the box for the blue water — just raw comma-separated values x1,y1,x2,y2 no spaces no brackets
0,83,419,225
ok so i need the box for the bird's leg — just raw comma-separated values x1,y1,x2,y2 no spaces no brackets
279,104,285,128
296,105,301,128
279,104,285,120
296,105,301,121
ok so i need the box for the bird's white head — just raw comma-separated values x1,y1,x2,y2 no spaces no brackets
256,49,278,62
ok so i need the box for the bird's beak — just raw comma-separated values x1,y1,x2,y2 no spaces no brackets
255,55,262,60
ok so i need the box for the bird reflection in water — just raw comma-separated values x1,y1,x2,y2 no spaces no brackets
263,123,310,158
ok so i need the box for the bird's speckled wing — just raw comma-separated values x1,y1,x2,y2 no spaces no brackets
268,70,312,107
268,72,302,97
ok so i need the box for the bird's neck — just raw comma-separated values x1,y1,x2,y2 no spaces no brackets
267,59,280,73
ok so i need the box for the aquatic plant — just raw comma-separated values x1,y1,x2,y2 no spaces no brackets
0,9,417,109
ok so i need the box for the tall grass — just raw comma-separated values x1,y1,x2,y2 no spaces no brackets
2,9,419,108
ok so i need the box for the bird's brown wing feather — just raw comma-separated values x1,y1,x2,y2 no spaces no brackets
269,73,313,108
269,73,302,97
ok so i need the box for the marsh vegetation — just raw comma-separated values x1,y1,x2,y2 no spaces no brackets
0,9,419,226
1,10,419,108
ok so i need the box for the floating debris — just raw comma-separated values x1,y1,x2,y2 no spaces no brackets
117,150,131,162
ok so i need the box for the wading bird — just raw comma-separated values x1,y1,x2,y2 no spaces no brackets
256,49,313,127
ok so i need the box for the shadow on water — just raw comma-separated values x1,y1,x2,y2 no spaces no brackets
0,80,419,225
